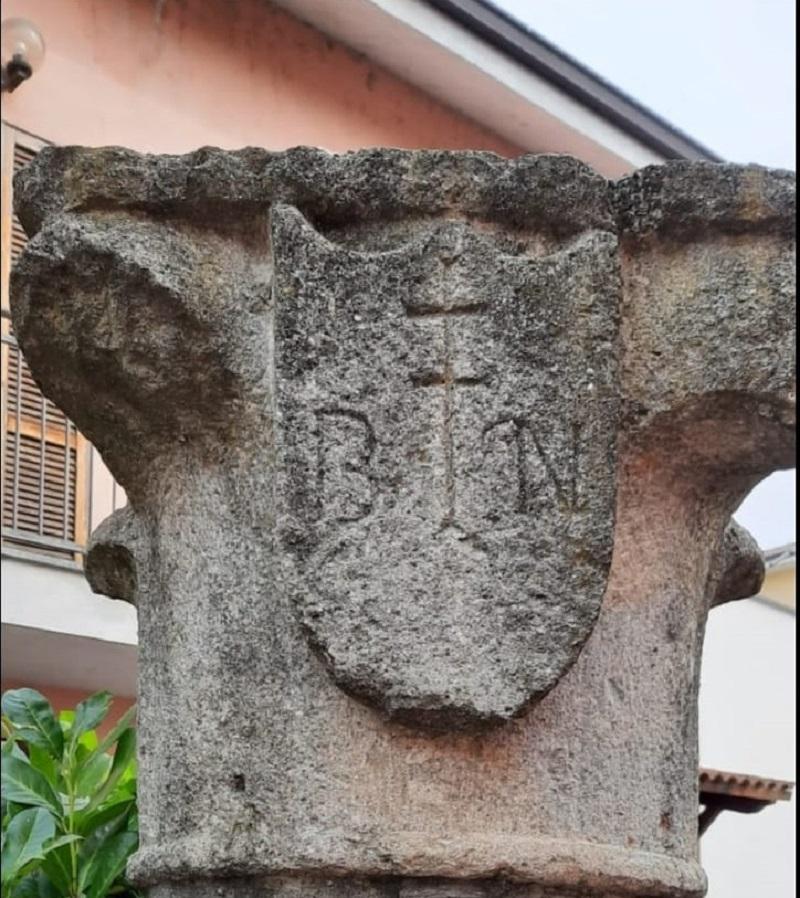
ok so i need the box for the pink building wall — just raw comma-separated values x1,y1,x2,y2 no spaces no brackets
3,0,521,156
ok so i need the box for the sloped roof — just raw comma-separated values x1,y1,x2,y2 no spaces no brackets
428,0,721,161
764,542,796,571
277,0,715,174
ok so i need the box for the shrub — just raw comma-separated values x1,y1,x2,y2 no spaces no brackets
1,688,139,898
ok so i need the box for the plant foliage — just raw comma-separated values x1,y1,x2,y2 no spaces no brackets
1,688,139,898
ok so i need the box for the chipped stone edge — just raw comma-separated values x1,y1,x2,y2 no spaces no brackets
14,145,615,240
711,519,765,607
85,505,144,605
613,161,796,241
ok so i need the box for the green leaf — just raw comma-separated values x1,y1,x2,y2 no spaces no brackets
125,806,138,834
75,752,112,797
84,730,136,814
103,775,135,810
0,807,56,884
78,730,98,753
59,793,89,815
70,694,111,748
44,834,82,853
4,800,26,821
9,875,40,898
11,873,60,898
76,800,133,838
79,830,137,898
26,747,62,795
1,757,61,817
4,691,138,898
79,804,130,860
37,876,60,898
1,692,63,762
2,741,29,763
9,876,38,898
40,844,72,898
84,707,137,767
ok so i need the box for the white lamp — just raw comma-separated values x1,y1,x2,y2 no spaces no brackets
1,18,45,93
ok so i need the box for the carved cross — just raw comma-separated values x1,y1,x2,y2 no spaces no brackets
408,308,487,529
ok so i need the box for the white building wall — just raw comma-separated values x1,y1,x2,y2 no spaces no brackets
0,554,137,697
699,597,796,897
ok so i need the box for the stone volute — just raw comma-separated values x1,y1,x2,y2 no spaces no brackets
11,147,795,898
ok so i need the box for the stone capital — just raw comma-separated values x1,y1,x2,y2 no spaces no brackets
11,147,795,898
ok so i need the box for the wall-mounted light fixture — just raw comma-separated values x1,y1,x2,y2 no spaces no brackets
1,18,45,93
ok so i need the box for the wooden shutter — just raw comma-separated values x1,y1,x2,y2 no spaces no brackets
1,124,89,564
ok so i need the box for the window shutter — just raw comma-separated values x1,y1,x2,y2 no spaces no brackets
1,125,89,563
10,144,35,265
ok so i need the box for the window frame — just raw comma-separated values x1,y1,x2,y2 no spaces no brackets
1,121,90,567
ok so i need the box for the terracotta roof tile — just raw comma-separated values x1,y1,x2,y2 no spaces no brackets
699,767,794,803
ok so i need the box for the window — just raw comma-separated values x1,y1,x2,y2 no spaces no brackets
1,123,90,565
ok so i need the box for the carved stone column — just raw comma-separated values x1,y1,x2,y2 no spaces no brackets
11,148,795,898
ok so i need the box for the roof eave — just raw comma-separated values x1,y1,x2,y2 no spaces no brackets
426,0,722,163
763,542,797,572
274,0,697,176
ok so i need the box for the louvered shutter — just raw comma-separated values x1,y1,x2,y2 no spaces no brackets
1,125,89,563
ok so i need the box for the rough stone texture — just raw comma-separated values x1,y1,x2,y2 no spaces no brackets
10,147,795,898
85,505,144,604
710,520,765,607
145,874,698,898
272,200,618,729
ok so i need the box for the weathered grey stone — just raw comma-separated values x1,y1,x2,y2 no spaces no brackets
85,505,145,605
272,200,618,729
710,520,765,607
145,873,699,898
14,148,620,729
10,147,795,898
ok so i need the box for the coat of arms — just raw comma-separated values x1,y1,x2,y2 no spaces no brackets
273,203,619,729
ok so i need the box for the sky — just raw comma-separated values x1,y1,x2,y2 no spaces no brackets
495,0,795,549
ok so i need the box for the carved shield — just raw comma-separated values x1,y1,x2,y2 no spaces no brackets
273,204,620,729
